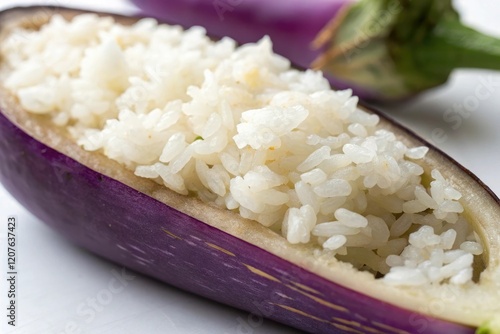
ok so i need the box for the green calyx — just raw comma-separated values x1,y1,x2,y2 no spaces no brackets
313,0,500,100
477,318,500,334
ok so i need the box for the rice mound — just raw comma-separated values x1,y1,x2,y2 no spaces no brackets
0,14,483,286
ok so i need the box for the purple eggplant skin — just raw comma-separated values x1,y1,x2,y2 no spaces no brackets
0,6,491,334
0,94,477,334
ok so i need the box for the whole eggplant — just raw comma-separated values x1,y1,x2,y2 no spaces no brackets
132,0,500,101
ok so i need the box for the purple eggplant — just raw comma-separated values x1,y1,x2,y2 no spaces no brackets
1,6,500,334
131,0,500,101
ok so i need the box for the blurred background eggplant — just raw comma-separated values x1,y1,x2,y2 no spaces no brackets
131,0,500,101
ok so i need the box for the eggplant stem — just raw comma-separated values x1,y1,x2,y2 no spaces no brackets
310,3,352,50
311,35,384,70
417,18,500,74
308,0,500,99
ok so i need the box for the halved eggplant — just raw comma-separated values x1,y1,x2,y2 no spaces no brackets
0,6,499,334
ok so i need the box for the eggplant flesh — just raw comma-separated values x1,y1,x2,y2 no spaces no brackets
0,6,499,334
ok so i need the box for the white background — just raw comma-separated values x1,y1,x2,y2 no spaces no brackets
1,0,499,333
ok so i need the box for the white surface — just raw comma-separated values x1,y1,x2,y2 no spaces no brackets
0,0,499,333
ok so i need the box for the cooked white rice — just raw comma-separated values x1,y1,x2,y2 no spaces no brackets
0,14,483,286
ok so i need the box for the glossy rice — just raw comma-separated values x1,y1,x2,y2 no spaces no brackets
0,14,483,286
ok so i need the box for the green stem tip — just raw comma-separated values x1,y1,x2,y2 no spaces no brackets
313,0,500,100
421,18,500,73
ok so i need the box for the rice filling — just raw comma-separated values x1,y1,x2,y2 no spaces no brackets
0,14,484,286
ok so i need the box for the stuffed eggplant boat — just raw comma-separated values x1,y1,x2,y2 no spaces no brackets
0,6,499,334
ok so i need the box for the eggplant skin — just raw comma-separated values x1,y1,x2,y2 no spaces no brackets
0,6,482,334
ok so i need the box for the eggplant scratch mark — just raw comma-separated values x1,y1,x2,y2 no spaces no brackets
231,277,243,283
333,317,362,328
205,242,235,256
285,284,348,313
162,228,182,240
360,325,386,334
332,323,364,334
251,278,268,287
269,303,329,323
275,292,293,300
335,317,384,333
371,321,411,334
129,244,147,254
289,281,322,296
269,302,381,334
242,264,281,283
354,313,369,322
270,303,373,333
